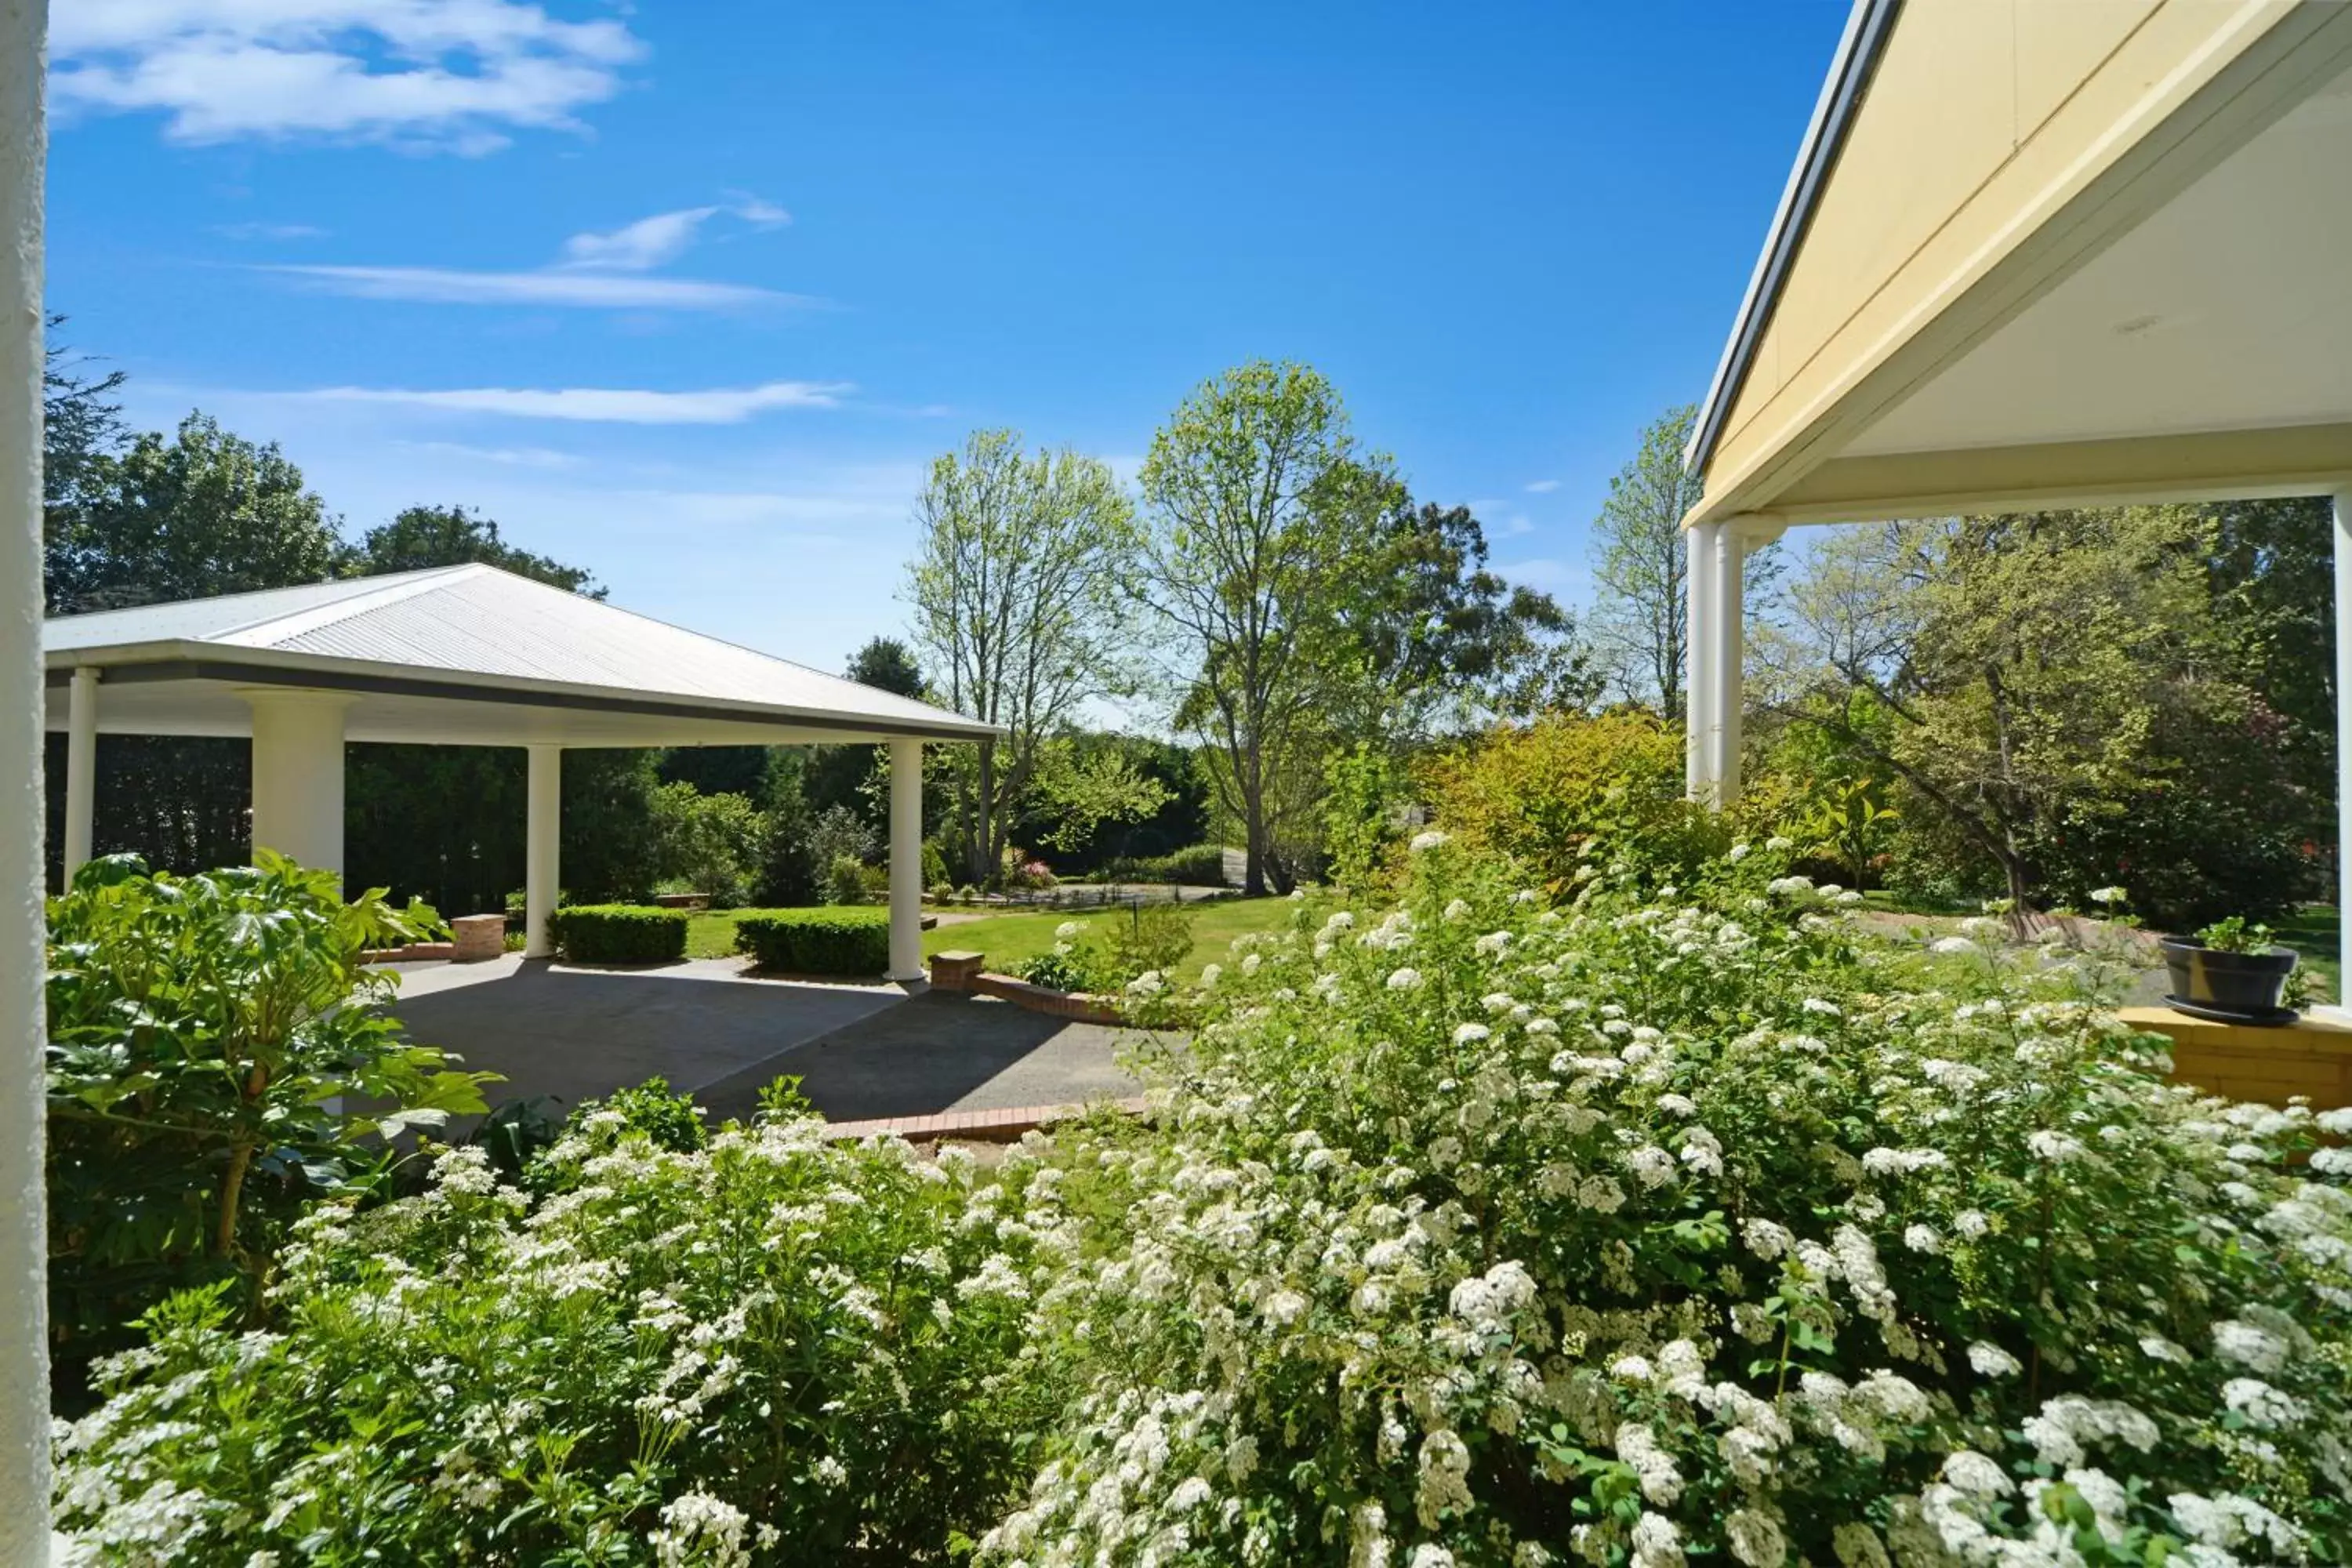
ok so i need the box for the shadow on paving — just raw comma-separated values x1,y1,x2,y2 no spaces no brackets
390,963,902,1120
697,990,1149,1125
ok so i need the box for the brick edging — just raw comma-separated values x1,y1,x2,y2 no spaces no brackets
821,1096,1147,1144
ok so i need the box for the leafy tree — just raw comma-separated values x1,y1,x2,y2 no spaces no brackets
1776,508,2310,921
648,781,771,907
340,503,603,597
1134,361,1390,894
847,635,924,698
1339,494,1599,736
46,412,340,615
1586,404,1778,715
1016,739,1171,855
804,637,930,829
42,315,128,612
908,430,1140,884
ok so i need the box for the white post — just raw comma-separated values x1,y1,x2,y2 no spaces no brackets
0,0,48,1552
1710,521,1748,808
245,691,350,882
1685,521,1718,801
887,737,924,982
2335,489,2352,1003
525,744,561,959
64,665,96,880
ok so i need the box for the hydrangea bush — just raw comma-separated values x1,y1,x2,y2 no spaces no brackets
53,839,2352,1566
53,1102,1061,1565
987,839,2351,1567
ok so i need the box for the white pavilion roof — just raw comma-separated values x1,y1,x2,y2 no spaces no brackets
42,564,996,747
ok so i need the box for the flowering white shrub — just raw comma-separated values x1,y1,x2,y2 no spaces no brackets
983,846,2351,1567
52,843,2352,1565
52,1106,1062,1565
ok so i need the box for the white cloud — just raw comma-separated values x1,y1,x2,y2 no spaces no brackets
1491,513,1537,539
561,198,790,271
297,380,854,423
213,220,325,240
1524,478,1562,493
263,263,810,310
561,207,720,271
53,0,644,151
394,438,580,468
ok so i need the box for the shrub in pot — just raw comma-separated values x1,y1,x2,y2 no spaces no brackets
2160,915,2299,1022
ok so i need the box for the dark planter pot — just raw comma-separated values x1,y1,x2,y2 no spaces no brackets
2158,937,2298,1024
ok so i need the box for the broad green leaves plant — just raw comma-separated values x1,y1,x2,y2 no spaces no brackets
44,851,495,1386
53,1104,1060,1565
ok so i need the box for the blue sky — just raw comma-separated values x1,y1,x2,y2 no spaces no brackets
49,2,1847,673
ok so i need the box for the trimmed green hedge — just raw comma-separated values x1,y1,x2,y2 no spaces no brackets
735,907,891,975
546,905,690,964
1100,844,1229,886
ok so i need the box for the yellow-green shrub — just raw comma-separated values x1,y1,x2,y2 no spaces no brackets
1420,711,1701,887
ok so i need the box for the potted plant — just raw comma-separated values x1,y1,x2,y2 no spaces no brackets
2158,916,2299,1025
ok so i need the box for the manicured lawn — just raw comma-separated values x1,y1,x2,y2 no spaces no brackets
684,908,754,960
682,896,1302,982
924,896,1299,984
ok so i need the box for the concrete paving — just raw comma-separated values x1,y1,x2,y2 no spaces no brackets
699,990,1152,1124
379,957,1147,1127
384,957,906,1114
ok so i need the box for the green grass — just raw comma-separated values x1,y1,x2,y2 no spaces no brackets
684,909,746,960
924,897,1298,984
683,896,1301,982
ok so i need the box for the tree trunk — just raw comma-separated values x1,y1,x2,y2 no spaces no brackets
1242,780,1270,896
975,739,998,886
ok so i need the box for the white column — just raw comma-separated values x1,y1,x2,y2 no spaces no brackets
1685,521,1719,801
0,0,48,1552
2335,489,2352,1001
64,665,97,880
526,744,561,959
245,691,350,881
887,737,924,982
1709,521,1748,808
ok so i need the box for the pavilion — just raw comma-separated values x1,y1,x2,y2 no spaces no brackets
41,563,999,978
1679,0,2352,989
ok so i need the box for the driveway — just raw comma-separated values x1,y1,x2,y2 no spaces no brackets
383,956,1145,1125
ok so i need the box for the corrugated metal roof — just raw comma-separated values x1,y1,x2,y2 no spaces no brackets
43,564,995,740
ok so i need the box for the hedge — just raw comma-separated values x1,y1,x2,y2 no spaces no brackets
1100,844,1229,886
546,904,690,964
735,906,891,975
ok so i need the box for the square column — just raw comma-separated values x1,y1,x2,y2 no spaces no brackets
526,744,561,959
244,690,350,880
63,666,98,880
1686,521,1721,803
1708,521,1748,808
887,737,925,982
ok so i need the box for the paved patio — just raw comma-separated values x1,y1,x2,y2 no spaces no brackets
384,956,1147,1126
